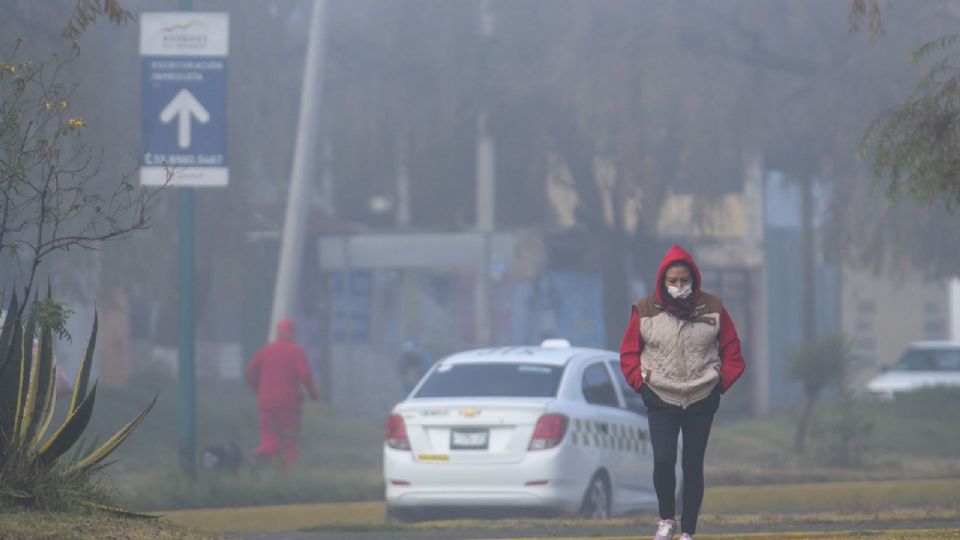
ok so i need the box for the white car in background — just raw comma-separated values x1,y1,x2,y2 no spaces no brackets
383,340,661,522
866,341,960,399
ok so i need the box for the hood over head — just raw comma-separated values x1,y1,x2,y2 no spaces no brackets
276,319,295,340
654,244,702,311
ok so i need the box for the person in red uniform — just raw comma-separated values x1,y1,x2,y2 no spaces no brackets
245,319,320,468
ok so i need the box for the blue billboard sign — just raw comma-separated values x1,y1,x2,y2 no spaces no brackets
140,13,229,187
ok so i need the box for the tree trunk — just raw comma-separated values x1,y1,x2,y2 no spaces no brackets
794,394,816,453
800,175,816,344
598,227,630,349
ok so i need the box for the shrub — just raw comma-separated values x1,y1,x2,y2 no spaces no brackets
814,389,874,467
788,333,858,453
0,291,154,514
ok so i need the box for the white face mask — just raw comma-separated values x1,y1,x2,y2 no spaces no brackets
667,284,693,299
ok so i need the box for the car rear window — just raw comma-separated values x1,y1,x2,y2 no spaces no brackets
413,362,564,398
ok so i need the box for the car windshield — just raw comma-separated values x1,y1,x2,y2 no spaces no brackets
413,362,564,398
894,349,960,371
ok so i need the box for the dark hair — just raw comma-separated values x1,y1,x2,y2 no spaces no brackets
665,261,692,274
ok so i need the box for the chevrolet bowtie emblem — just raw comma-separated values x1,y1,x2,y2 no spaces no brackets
460,408,481,417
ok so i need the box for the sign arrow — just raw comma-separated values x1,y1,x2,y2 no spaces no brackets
159,89,210,149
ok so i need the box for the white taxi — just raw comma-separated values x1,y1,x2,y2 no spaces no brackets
383,340,658,521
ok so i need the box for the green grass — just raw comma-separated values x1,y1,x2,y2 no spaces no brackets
76,368,384,510
75,370,960,511
864,387,960,456
707,387,960,485
82,368,383,472
0,461,115,513
119,468,383,511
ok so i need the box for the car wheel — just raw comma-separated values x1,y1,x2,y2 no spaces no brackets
579,472,611,519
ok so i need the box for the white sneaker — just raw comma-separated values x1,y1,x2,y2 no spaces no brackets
680,534,694,540
653,518,676,540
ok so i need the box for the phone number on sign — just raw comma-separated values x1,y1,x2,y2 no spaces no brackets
144,153,224,166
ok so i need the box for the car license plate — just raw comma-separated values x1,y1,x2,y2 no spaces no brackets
450,429,488,450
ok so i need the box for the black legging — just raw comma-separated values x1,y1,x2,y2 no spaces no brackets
641,384,719,535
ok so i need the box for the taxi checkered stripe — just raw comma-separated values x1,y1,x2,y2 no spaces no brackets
569,418,647,454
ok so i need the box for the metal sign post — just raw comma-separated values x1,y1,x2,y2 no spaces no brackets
141,5,229,478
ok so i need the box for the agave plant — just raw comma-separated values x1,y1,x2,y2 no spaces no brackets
0,290,155,514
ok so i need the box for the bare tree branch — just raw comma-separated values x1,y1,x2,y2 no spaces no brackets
1,41,166,308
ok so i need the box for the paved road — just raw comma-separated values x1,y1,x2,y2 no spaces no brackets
233,516,960,540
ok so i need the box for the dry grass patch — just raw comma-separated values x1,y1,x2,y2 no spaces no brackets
163,500,385,533
0,507,223,539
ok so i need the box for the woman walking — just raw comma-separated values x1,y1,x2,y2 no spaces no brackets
620,244,745,540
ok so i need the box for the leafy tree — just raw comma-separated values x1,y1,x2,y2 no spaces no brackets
325,0,487,229
490,0,891,346
322,0,912,349
324,1,767,345
862,33,960,209
832,1,960,278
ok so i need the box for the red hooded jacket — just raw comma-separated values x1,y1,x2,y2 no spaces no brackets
620,244,746,394
245,326,320,410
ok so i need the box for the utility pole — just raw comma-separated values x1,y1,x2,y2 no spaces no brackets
475,113,495,345
271,0,328,336
396,139,410,228
474,0,495,346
